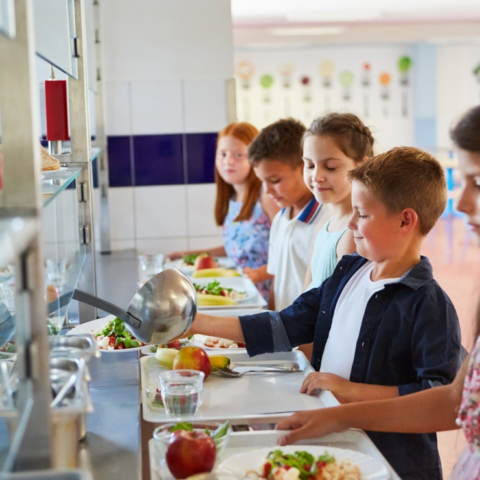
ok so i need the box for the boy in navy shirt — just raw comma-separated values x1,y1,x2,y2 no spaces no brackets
191,147,462,479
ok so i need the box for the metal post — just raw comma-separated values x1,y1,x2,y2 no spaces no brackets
93,0,112,254
68,0,97,322
0,0,52,469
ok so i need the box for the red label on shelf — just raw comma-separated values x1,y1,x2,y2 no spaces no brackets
45,80,69,141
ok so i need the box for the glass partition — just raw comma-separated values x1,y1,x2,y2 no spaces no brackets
0,0,15,39
42,172,86,332
33,0,78,78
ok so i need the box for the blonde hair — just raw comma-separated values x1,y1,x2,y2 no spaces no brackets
214,122,261,226
348,146,447,236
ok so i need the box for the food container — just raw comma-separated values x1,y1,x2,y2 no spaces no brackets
49,357,91,442
51,381,93,468
153,422,232,463
48,334,99,362
2,469,92,480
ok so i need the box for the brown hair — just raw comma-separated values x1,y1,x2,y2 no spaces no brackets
214,122,261,226
248,118,306,168
451,106,480,152
303,112,375,162
451,107,480,340
348,146,446,236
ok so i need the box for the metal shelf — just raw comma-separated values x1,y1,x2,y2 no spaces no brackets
41,167,83,207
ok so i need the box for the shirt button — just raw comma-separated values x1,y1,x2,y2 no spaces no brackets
340,267,343,270
362,342,365,347
375,295,378,299
322,311,325,314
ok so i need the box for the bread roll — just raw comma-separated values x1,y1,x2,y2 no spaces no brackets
0,144,61,171
40,145,60,171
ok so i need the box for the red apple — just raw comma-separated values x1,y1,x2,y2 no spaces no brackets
173,346,211,379
194,254,217,271
166,430,216,479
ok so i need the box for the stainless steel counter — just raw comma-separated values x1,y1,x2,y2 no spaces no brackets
79,250,142,480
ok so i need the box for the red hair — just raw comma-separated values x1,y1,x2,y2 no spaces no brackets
214,122,261,226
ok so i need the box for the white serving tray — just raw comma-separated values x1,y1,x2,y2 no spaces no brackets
149,429,400,480
140,350,338,424
194,277,267,310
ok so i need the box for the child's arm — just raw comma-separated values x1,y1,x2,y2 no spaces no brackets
166,246,226,261
277,355,468,446
243,265,273,283
190,312,244,342
300,372,398,403
268,279,275,310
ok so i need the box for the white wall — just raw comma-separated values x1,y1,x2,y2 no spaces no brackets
436,45,480,148
100,0,234,254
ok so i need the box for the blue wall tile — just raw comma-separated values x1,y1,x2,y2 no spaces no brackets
107,136,133,187
133,134,184,186
185,132,217,184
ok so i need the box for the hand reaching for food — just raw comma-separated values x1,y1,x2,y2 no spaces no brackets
275,409,342,446
242,265,272,284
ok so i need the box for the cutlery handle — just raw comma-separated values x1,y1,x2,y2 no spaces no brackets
233,362,299,371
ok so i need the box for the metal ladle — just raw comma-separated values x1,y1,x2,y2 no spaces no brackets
49,269,197,344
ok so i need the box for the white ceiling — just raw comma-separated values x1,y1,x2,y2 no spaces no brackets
231,0,480,49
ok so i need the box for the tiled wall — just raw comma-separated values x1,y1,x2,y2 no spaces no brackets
99,0,234,254
104,80,230,253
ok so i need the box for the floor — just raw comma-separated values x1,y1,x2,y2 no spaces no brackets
422,216,480,478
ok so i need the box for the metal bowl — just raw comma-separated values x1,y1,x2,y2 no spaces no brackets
48,334,99,360
126,269,197,344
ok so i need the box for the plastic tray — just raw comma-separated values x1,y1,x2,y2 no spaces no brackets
148,429,400,480
140,350,338,424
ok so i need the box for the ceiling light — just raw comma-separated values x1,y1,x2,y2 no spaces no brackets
270,27,346,36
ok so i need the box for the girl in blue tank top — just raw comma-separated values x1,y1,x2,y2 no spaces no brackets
167,122,278,300
303,113,376,290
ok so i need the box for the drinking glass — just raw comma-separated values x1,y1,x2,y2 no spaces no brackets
158,370,204,417
138,253,164,284
46,258,67,288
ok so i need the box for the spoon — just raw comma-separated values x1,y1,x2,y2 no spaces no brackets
51,373,77,408
214,366,300,378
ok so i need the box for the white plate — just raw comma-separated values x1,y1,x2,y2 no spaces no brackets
140,338,191,356
217,445,389,480
66,315,146,352
164,256,236,275
192,334,247,352
194,277,266,310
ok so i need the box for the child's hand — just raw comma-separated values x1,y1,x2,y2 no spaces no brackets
276,409,342,446
300,372,352,402
165,251,185,261
242,267,259,283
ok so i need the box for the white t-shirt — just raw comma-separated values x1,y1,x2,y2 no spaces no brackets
320,261,400,379
267,198,324,311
